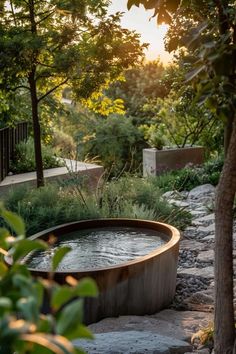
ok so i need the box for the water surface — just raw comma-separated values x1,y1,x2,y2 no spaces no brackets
24,227,167,271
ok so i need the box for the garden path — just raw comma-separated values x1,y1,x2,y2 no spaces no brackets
74,184,234,354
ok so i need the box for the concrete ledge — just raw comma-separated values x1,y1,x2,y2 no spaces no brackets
143,146,204,176
0,159,104,193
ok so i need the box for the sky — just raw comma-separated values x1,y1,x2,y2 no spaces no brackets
108,0,173,64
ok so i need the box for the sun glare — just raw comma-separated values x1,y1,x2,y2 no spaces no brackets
108,1,173,65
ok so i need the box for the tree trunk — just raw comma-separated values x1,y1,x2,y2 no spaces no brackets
224,110,234,156
28,71,44,187
214,116,236,353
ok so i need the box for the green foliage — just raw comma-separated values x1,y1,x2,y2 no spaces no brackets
78,115,147,175
106,60,169,122
4,184,101,236
141,60,222,154
151,154,224,192
3,173,191,236
10,138,63,174
51,128,77,158
99,175,191,230
0,204,98,354
0,0,145,187
140,123,168,149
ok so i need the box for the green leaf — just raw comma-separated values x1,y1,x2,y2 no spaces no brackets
51,286,74,311
0,297,12,311
52,247,71,271
37,315,53,333
75,278,98,298
56,299,83,336
0,227,10,238
0,262,8,277
17,296,39,323
185,65,205,82
12,239,48,262
65,323,94,340
33,281,44,307
1,209,25,236
13,274,35,297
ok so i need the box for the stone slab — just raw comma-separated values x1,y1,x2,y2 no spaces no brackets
88,310,213,345
201,235,215,242
193,214,215,225
188,184,215,199
189,210,207,218
150,310,213,338
197,224,215,234
74,330,192,354
178,266,214,279
168,200,190,208
180,240,206,252
162,191,183,200
89,315,189,342
197,250,214,263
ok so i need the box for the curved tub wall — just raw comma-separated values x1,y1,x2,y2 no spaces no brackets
21,219,180,324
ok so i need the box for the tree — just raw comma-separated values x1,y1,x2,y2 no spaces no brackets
0,0,145,187
127,0,236,353
106,60,168,122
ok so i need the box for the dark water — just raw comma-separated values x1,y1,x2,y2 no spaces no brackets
24,227,167,271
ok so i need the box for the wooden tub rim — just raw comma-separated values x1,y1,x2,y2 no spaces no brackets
5,218,180,273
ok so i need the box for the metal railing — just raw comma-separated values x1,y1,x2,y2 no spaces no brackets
0,122,28,182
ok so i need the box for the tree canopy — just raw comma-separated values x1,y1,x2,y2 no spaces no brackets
0,0,145,186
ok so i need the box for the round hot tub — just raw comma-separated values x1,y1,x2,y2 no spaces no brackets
18,219,180,324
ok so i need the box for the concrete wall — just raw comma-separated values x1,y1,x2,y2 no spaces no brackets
143,146,204,176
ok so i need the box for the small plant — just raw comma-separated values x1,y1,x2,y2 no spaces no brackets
10,137,63,174
0,203,98,353
191,322,214,347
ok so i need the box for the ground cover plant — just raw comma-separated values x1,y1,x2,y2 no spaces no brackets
3,175,191,236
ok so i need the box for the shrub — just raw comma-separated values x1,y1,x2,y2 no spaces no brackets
4,184,101,236
3,175,191,236
0,204,97,354
51,128,76,158
10,137,63,174
79,115,147,175
151,154,224,192
99,175,191,230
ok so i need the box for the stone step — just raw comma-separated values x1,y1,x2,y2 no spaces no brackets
74,330,192,354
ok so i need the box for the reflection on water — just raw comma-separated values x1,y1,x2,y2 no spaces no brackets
24,227,166,271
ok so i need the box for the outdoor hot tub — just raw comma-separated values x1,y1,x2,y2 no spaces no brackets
15,219,180,324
